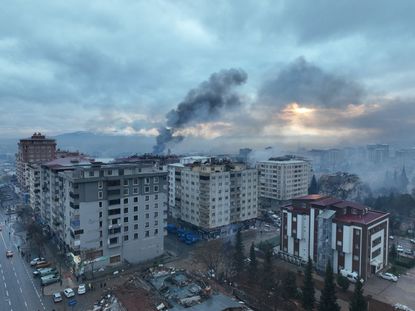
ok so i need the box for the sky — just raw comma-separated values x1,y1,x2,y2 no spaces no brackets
1,0,415,152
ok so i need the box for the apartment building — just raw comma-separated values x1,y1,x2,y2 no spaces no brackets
58,162,168,270
16,133,56,191
37,156,93,246
168,160,258,233
258,157,311,208
280,195,389,280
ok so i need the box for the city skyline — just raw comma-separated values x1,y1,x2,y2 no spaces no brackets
1,1,415,153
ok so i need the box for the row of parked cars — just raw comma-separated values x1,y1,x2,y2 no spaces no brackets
30,257,62,286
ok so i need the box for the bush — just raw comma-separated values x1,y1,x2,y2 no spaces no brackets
336,275,350,292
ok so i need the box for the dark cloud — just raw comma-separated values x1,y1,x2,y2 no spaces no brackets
259,57,365,108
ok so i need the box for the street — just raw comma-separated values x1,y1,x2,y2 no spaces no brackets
0,212,47,311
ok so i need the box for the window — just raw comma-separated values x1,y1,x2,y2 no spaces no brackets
124,226,128,232
124,235,129,241
145,205,149,210
337,240,342,246
145,195,149,201
108,208,121,216
99,212,102,218
145,222,149,228
123,207,128,213
134,206,138,212
134,233,138,240
123,198,128,204
98,191,103,199
98,181,103,189
154,194,158,200
133,197,138,202
133,178,138,185
154,185,159,192
353,255,359,261
99,221,102,228
154,203,158,209
144,177,150,184
154,177,159,183
107,170,113,176
134,215,138,221
134,224,138,230
124,217,128,223
146,213,149,219
109,199,120,206
154,229,158,235
89,171,94,177
144,186,150,193
145,231,149,237
154,212,158,217
372,237,382,248
99,202,102,207
109,237,118,245
123,179,129,186
133,188,138,194
372,248,381,258
123,188,129,196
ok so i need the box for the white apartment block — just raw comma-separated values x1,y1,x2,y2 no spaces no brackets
258,158,311,205
168,161,258,231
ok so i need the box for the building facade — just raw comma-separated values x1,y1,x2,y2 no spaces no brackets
280,195,389,280
16,133,56,191
258,157,311,209
35,159,167,270
168,161,258,232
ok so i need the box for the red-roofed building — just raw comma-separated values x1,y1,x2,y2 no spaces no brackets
280,195,389,280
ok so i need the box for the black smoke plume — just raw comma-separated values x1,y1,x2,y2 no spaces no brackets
153,68,247,153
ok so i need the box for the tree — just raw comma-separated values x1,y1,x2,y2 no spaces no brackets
350,280,367,311
336,274,350,291
390,243,397,262
319,261,340,311
194,239,225,273
262,248,274,291
248,242,257,283
308,175,319,194
281,270,297,299
233,229,245,277
302,258,315,311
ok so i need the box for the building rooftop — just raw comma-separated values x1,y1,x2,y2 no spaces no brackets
260,159,308,164
287,195,389,226
43,156,93,168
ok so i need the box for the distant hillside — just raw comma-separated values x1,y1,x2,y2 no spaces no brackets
55,131,155,157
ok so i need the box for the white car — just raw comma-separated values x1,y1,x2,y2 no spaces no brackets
53,292,62,303
379,272,398,282
77,284,86,295
30,257,46,266
389,235,395,240
63,288,75,298
397,245,404,252
410,239,415,244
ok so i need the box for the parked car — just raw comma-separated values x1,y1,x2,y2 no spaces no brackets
77,284,86,295
393,303,414,311
34,267,57,277
64,288,75,298
35,261,51,269
379,272,398,282
30,257,46,266
41,274,60,286
389,235,395,240
397,245,404,253
410,239,415,244
53,292,62,303
404,249,413,255
340,269,361,283
6,250,13,258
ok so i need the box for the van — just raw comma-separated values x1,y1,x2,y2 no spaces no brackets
33,267,55,277
41,274,60,286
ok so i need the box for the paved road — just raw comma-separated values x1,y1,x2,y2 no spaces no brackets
0,213,48,311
